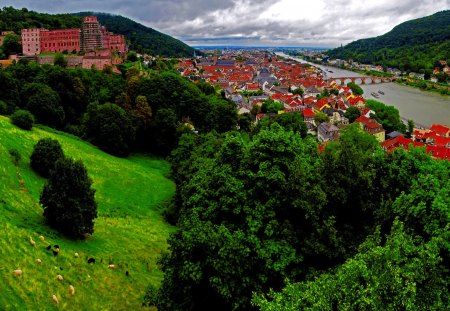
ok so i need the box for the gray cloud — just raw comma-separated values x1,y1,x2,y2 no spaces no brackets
1,0,448,47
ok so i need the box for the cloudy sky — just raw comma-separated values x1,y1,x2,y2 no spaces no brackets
1,0,449,47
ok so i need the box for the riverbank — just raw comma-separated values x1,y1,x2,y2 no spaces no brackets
277,52,450,127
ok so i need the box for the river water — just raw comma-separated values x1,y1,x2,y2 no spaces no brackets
277,53,450,127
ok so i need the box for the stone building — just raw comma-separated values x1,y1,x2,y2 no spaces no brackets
81,16,103,52
40,29,81,53
21,28,43,56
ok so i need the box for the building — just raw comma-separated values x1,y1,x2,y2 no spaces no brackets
355,115,386,142
101,27,127,52
318,122,340,142
21,28,44,56
81,16,103,52
40,29,81,53
21,16,127,56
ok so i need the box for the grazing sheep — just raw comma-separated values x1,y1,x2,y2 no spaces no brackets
39,235,45,241
13,269,22,277
74,252,79,258
87,257,95,264
52,248,59,256
108,264,116,269
69,285,75,296
29,237,36,247
125,271,129,276
52,295,59,305
56,275,64,282
35,259,42,265
46,245,52,251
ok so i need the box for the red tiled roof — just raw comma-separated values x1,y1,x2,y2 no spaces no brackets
303,108,315,117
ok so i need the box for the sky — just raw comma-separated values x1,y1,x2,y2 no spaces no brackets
1,0,449,47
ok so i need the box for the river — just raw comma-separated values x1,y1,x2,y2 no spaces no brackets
276,52,450,127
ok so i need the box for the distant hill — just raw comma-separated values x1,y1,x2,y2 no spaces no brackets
0,7,198,57
72,12,198,57
327,10,450,72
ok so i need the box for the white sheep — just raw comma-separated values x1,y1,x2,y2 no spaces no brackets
52,295,59,305
29,237,36,247
56,275,64,282
108,264,116,269
39,235,45,241
74,252,79,258
13,269,22,277
35,259,42,265
69,285,75,296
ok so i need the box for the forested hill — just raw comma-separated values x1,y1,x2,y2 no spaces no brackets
0,7,197,57
72,12,198,57
327,10,450,72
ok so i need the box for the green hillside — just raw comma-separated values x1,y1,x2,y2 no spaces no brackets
0,115,175,310
0,6,197,57
327,10,450,72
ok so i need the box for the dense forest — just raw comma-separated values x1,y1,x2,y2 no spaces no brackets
327,10,450,72
0,7,198,57
142,122,450,310
0,61,237,157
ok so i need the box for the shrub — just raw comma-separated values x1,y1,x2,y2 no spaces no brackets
30,138,65,178
11,109,34,130
40,157,97,239
8,149,21,166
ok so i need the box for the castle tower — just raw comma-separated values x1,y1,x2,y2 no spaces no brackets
81,16,103,52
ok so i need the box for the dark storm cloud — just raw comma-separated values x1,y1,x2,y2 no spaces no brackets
1,0,448,46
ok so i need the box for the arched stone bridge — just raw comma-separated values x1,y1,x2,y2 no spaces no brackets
328,76,395,85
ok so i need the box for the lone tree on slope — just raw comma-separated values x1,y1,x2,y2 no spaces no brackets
40,157,97,239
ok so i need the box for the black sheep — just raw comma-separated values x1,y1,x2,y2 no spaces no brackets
87,257,96,264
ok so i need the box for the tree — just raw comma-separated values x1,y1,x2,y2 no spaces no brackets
254,220,449,310
407,119,415,138
238,113,253,132
274,112,308,138
10,109,34,130
347,82,364,95
1,33,21,57
30,138,65,178
40,157,97,239
26,84,65,127
344,106,361,123
366,99,406,133
314,112,330,124
82,103,135,157
292,87,304,96
53,54,67,68
261,99,284,113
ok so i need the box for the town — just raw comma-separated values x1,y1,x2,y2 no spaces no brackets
177,49,450,160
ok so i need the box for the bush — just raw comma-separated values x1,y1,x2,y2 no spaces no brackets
40,157,97,239
8,149,21,166
30,138,65,178
11,109,34,130
0,100,8,115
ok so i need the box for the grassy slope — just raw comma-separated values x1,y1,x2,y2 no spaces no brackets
0,115,175,310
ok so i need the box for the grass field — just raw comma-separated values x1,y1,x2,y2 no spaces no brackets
0,115,175,310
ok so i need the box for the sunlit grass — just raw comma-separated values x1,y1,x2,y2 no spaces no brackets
0,116,175,310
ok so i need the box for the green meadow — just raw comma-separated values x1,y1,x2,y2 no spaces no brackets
0,115,175,310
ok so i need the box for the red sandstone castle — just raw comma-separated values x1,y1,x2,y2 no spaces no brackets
21,16,127,56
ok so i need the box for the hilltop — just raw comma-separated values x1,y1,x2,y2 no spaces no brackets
0,115,175,309
327,10,450,72
0,6,197,57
